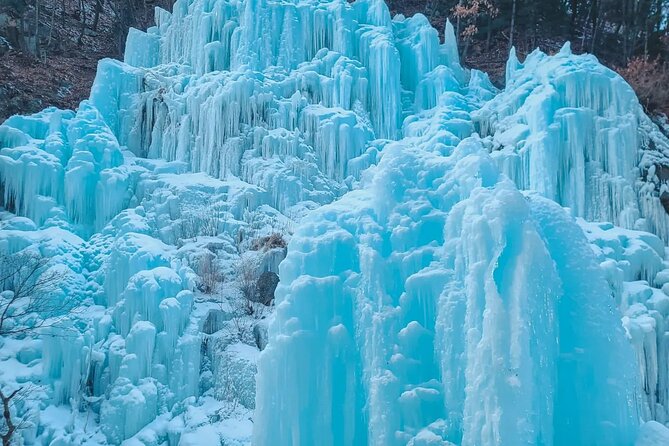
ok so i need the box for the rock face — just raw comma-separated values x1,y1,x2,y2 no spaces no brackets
255,271,279,306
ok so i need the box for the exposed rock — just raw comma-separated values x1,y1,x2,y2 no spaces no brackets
255,271,279,306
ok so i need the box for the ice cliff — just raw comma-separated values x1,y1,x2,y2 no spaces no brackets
2,0,669,445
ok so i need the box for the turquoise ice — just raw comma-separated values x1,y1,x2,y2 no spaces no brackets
1,0,669,445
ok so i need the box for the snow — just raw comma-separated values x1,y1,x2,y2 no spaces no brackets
636,421,669,446
2,0,669,444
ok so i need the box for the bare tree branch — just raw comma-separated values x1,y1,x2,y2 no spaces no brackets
0,251,73,336
1,388,21,446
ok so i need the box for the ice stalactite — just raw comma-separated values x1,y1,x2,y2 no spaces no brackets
0,105,134,233
89,0,448,194
581,220,669,425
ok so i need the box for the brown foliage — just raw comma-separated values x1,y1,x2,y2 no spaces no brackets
617,57,669,116
249,233,287,252
452,0,499,41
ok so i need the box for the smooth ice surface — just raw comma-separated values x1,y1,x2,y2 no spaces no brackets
636,421,669,446
2,0,669,445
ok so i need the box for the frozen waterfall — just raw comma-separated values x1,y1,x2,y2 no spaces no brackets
1,0,669,445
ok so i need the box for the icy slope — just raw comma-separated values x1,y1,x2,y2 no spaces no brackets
2,0,669,445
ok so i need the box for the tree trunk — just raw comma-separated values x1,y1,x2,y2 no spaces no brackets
47,0,57,55
509,0,517,50
0,389,20,446
589,0,600,54
485,14,492,53
580,0,593,52
34,0,40,58
77,0,86,46
644,21,649,59
570,0,579,38
92,0,104,31
455,0,463,49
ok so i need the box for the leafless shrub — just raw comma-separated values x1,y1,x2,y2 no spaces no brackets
0,385,35,446
197,253,223,295
235,255,259,308
225,296,269,345
221,255,272,343
225,309,253,344
177,204,223,244
235,213,292,253
0,251,72,336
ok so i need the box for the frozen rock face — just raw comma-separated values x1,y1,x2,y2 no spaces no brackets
1,0,455,442
87,0,455,213
2,0,669,445
0,105,130,232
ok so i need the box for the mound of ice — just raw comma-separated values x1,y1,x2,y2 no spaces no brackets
636,421,669,446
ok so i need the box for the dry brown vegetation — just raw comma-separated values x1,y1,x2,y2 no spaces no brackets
0,0,169,121
617,57,669,116
1,0,668,120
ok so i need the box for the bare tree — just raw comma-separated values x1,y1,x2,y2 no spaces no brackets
33,0,40,58
92,0,105,31
0,388,19,446
76,0,86,46
0,251,71,336
451,0,499,58
177,203,223,246
197,253,223,295
225,292,269,345
0,387,31,446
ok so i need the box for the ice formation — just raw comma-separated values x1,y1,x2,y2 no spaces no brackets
474,43,669,241
254,82,639,446
2,0,669,445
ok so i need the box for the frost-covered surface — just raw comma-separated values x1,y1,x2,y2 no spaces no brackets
2,0,669,445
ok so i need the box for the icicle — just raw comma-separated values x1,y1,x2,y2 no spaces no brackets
442,19,460,70
505,46,522,86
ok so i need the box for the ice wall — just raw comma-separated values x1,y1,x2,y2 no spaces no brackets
0,105,133,232
579,219,669,425
84,0,477,216
255,82,640,445
3,0,669,444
